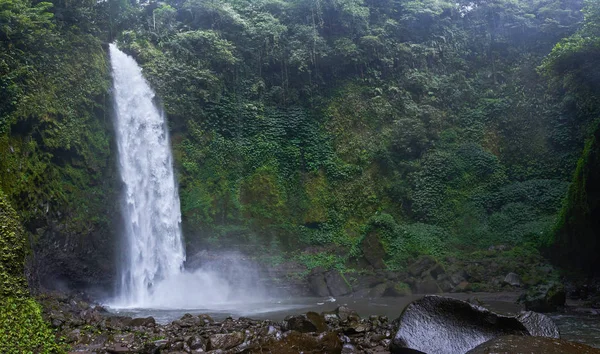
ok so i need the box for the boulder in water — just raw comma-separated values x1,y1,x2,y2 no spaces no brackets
390,295,559,354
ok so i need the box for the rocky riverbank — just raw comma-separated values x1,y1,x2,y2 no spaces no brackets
38,291,600,354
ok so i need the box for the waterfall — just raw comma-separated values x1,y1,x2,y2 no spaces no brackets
109,44,185,307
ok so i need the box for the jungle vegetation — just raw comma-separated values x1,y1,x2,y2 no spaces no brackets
1,0,600,349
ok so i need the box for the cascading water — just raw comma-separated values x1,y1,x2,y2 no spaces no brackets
109,44,185,307
108,43,266,310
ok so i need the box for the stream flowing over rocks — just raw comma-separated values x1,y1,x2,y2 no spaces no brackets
38,292,600,354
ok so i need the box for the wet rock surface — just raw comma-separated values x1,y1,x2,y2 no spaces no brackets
389,295,558,354
40,292,395,353
38,292,599,354
520,282,566,312
467,335,600,354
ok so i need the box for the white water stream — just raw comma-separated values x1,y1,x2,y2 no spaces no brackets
109,43,265,310
110,44,186,306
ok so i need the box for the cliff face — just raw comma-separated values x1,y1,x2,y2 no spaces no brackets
551,126,600,275
0,190,59,352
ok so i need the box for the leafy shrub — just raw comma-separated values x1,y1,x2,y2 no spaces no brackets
0,191,61,353
0,297,61,354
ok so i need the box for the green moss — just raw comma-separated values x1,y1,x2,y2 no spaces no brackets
240,165,288,226
549,126,600,273
0,190,61,353
0,297,61,354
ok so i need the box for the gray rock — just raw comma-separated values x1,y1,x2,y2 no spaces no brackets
361,231,387,269
521,282,566,312
335,306,357,322
412,276,442,294
130,316,156,327
503,272,521,287
408,256,437,277
517,311,559,338
153,339,169,351
209,332,245,350
113,333,134,344
428,263,445,279
369,282,388,298
384,282,412,297
173,313,200,327
325,270,352,296
66,329,82,343
390,295,559,354
187,335,205,350
198,313,214,325
284,312,327,333
450,271,467,286
308,273,330,297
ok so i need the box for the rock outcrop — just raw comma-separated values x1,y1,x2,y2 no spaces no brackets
390,295,559,354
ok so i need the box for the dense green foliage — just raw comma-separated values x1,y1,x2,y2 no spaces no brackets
0,190,60,353
0,0,114,349
542,0,600,274
109,0,587,270
1,0,598,301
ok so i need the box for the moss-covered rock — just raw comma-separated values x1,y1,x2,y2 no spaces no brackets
0,190,61,353
550,125,600,275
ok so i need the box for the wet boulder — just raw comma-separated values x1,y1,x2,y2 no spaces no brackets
390,295,559,354
521,282,566,312
335,305,358,322
130,316,155,327
173,313,201,327
325,270,352,296
208,332,245,350
408,256,437,277
308,268,331,297
503,272,521,287
467,335,600,354
284,312,328,333
517,311,560,338
361,231,387,269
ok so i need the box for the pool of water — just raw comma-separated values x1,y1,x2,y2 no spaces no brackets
106,293,600,348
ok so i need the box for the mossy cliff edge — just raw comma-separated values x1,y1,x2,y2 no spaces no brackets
0,190,60,353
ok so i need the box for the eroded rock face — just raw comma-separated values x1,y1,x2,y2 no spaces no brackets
390,295,559,354
467,335,600,354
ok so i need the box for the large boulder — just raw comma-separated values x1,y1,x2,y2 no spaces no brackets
284,312,328,333
390,295,559,354
208,332,245,350
408,256,438,277
503,272,521,287
517,311,560,338
467,335,600,354
521,282,566,312
406,256,447,294
308,272,331,297
324,270,352,296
